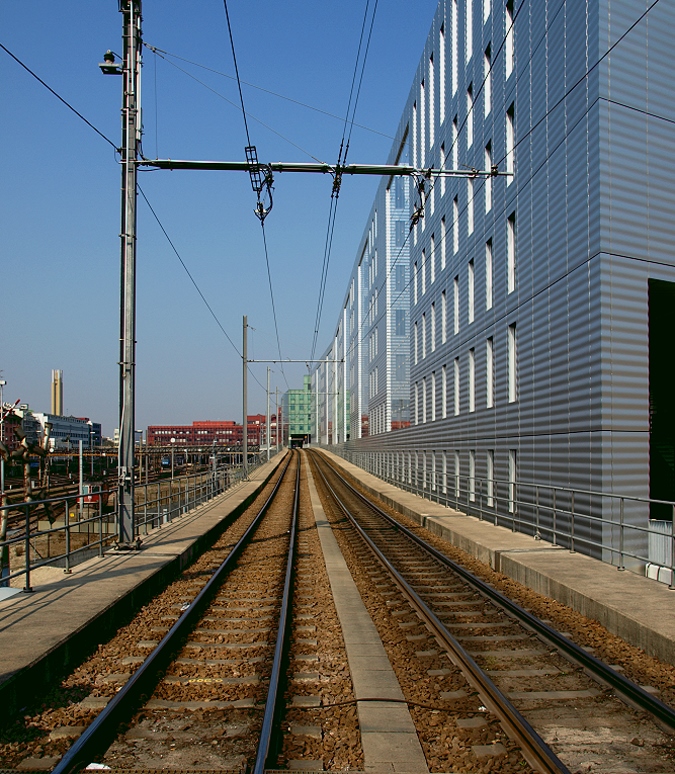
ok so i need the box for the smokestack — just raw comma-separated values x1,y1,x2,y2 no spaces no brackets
51,369,63,416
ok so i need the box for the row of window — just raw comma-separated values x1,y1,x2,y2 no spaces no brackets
359,445,518,514
413,322,516,422
413,214,515,358
413,0,515,168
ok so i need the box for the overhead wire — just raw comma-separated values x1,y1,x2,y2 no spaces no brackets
137,184,240,355
145,44,325,163
309,0,380,362
221,0,289,390
494,0,663,167
143,42,393,140
0,41,119,151
340,0,565,366
347,0,663,373
138,184,269,394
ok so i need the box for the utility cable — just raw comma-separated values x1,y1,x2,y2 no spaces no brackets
261,224,290,390
146,44,325,163
310,0,379,362
495,0,662,167
143,42,393,140
0,42,118,151
221,0,288,390
137,184,240,356
222,0,252,147
139,184,269,394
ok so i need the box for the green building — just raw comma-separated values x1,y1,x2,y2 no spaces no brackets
281,375,312,447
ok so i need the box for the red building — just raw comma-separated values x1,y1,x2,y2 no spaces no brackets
148,411,281,448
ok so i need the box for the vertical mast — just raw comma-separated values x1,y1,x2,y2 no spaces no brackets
117,0,142,547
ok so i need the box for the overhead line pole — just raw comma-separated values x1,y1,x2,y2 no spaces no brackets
117,0,142,549
242,315,248,480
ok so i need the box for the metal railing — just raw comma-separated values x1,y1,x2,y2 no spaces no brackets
325,446,675,588
0,453,271,592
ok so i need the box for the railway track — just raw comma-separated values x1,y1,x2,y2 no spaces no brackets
309,449,675,774
47,451,299,774
0,451,363,772
2,448,673,773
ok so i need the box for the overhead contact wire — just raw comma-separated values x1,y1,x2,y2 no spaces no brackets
222,0,288,389
310,0,379,361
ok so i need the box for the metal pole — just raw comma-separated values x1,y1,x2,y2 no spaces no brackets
242,315,248,479
275,387,279,452
117,0,142,549
266,366,271,460
78,439,84,520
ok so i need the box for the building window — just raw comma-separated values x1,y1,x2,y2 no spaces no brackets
395,220,406,246
466,0,473,62
413,261,418,304
440,147,446,198
452,116,458,170
486,336,494,408
453,275,460,334
431,371,436,422
487,449,494,507
484,44,492,117
396,354,406,381
439,24,446,123
452,0,458,95
469,348,475,413
422,312,427,358
441,217,447,270
467,178,474,235
485,238,493,310
431,302,436,351
441,290,447,343
442,364,447,418
414,382,419,425
421,250,427,295
485,142,492,212
508,322,517,403
469,449,476,502
505,0,514,78
468,259,475,323
395,264,405,291
442,450,448,495
506,103,515,181
414,321,418,364
420,79,426,164
466,84,474,148
508,448,517,513
507,212,516,293
430,234,436,284
453,197,459,254
422,377,427,423
395,309,406,336
429,54,435,148
454,357,460,416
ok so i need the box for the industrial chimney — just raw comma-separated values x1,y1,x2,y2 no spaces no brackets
51,369,63,416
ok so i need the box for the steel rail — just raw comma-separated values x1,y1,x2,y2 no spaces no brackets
311,453,570,774
51,452,294,774
253,452,301,774
317,453,675,733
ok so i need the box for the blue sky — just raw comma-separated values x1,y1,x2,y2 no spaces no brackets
1,1,438,435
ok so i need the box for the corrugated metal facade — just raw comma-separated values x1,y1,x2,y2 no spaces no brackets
313,0,675,565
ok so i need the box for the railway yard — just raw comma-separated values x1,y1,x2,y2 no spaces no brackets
0,450,674,774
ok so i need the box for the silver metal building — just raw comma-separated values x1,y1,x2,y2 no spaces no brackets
314,0,675,576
